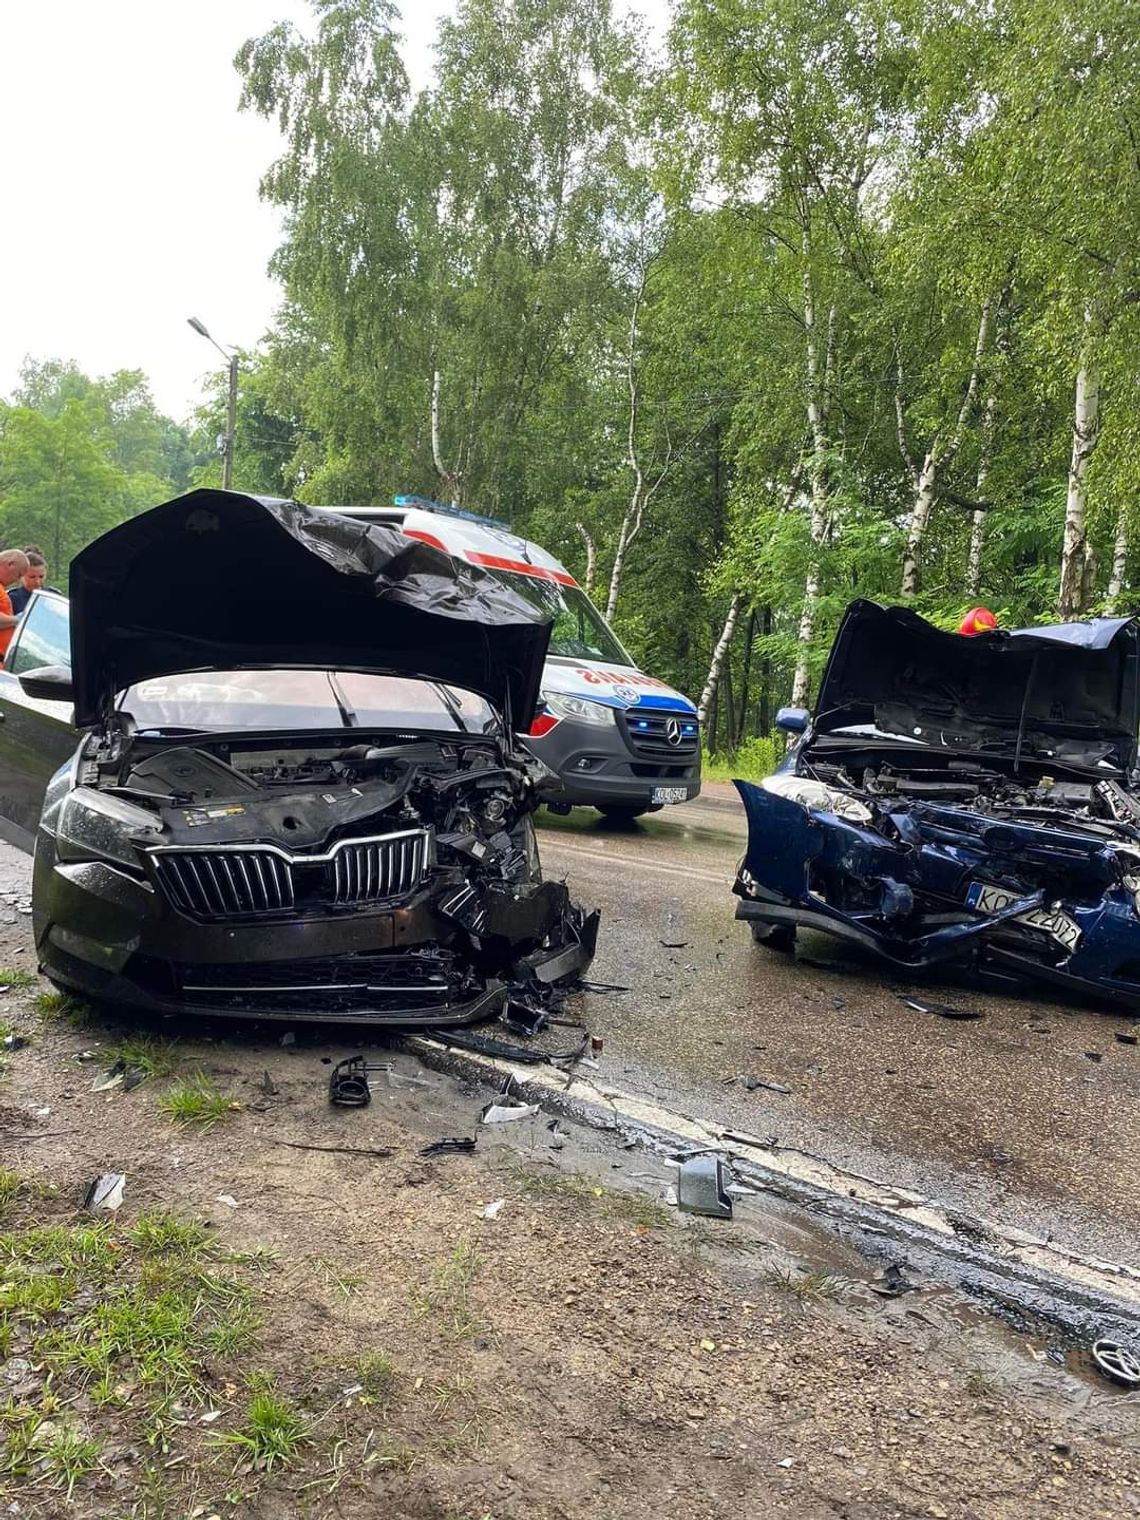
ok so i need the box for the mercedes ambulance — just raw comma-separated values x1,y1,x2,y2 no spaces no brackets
336,497,701,821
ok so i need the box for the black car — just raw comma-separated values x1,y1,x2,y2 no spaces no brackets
0,489,597,1025
733,599,1140,1008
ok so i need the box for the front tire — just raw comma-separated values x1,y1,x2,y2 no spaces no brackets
750,921,796,953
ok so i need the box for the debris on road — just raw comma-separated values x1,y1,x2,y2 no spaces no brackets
420,1136,477,1157
726,1074,791,1094
1091,1337,1140,1387
1115,1031,1138,1045
83,1173,126,1212
659,937,688,949
900,995,983,1021
329,1055,390,1106
870,1262,916,1298
216,1193,240,1208
482,1198,506,1220
676,1154,734,1219
481,1095,540,1124
574,979,629,994
2,1032,26,1051
258,1069,279,1095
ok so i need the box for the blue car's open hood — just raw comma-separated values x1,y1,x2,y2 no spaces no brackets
815,601,1140,769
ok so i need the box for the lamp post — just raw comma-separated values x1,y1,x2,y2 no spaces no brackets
187,317,238,490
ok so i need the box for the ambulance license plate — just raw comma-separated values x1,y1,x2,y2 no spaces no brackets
652,786,691,805
966,882,1081,953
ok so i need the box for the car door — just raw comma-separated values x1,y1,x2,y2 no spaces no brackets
0,592,78,851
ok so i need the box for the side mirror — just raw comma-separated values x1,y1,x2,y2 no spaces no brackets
18,665,74,704
775,705,810,735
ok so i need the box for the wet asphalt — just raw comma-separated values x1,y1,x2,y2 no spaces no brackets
538,787,1140,1268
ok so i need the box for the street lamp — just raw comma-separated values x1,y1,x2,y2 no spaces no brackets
187,317,238,491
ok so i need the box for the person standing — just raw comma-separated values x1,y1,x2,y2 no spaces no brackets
9,552,51,616
0,549,31,665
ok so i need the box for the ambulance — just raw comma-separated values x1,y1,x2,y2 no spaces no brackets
336,497,701,821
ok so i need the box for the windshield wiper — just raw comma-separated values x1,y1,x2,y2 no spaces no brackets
430,682,468,733
325,672,358,729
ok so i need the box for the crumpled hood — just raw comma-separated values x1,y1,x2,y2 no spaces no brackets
815,600,1140,768
69,489,552,727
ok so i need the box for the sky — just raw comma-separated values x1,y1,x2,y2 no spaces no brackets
0,0,454,423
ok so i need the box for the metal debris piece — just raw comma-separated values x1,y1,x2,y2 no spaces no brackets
328,1055,391,1106
2,1032,27,1051
1092,1338,1140,1387
574,979,629,994
93,1060,126,1092
420,1136,477,1157
1114,1031,1138,1046
659,938,688,949
480,1097,540,1124
258,1070,279,1095
83,1173,126,1212
676,1154,733,1219
502,999,551,1037
900,995,983,1021
870,1262,916,1298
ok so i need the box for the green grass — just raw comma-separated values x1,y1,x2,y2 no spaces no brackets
0,966,36,990
0,1208,270,1499
215,1389,309,1472
355,1351,399,1403
314,1256,367,1300
32,989,88,1025
0,1168,22,1223
701,735,779,783
507,1165,672,1230
410,1239,484,1340
763,1265,848,1303
104,1033,180,1079
158,1072,234,1130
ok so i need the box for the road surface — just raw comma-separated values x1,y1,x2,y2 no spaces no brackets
538,786,1140,1269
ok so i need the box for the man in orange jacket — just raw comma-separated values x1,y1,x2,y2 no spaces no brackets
958,606,998,636
0,549,30,666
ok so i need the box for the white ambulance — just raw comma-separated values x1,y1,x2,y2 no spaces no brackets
336,497,701,821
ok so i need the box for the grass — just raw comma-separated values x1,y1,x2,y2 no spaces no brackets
0,966,36,989
158,1072,234,1130
701,735,779,784
314,1255,366,1300
104,1033,180,1079
763,1265,848,1303
355,1351,399,1403
0,1168,22,1223
215,1389,309,1472
0,1206,268,1492
410,1239,484,1340
507,1164,672,1231
32,989,88,1025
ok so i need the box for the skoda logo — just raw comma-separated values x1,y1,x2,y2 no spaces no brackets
665,718,683,746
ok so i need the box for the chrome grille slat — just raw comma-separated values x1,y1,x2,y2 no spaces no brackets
151,830,429,919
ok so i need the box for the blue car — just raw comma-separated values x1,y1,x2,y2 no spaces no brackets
733,600,1140,1009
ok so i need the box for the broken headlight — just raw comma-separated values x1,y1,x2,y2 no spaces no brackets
539,691,616,726
56,788,162,872
761,773,873,825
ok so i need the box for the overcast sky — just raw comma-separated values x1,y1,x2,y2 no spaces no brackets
0,0,454,422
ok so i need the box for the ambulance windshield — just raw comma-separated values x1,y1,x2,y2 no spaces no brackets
482,571,634,665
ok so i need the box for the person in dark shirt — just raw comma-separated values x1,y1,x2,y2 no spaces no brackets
9,551,57,615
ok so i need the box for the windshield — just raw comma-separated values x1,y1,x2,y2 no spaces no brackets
119,669,498,734
483,571,632,665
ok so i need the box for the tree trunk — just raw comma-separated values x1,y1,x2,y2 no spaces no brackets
575,523,597,600
790,264,835,708
430,369,462,506
898,298,992,597
1107,507,1130,611
698,592,742,730
735,609,757,747
1058,339,1101,620
757,604,772,735
966,392,997,597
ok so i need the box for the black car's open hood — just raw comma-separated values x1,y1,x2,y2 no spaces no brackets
69,490,552,727
814,600,1140,768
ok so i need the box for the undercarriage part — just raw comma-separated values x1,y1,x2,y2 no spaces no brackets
425,1026,590,1067
420,1136,477,1157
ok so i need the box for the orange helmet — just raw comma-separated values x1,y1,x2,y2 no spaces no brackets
958,606,998,636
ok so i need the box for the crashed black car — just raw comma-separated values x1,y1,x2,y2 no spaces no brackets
0,489,597,1024
733,599,1140,1008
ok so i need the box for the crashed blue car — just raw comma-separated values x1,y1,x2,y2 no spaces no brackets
733,600,1140,1008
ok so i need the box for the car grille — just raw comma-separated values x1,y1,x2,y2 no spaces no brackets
174,951,463,1014
618,710,699,759
150,829,430,920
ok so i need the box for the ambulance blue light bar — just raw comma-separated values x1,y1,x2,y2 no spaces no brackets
394,494,510,530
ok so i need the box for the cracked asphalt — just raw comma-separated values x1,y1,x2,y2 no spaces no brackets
537,786,1140,1269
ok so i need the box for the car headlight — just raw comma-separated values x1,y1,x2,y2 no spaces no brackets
539,691,617,727
56,788,163,872
760,773,872,825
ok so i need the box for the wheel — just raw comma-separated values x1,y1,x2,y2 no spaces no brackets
596,804,650,823
750,921,796,953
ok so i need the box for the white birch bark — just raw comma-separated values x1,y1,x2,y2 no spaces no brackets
698,591,742,727
1107,507,1129,610
575,522,597,600
430,369,462,506
789,253,835,710
966,390,997,597
899,298,993,597
1058,326,1101,619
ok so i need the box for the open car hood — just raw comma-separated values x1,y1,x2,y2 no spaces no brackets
69,489,552,727
814,600,1140,769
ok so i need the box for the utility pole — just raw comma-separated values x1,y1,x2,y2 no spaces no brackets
187,317,239,489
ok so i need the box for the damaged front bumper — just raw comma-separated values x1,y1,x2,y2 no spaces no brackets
35,851,599,1025
733,779,1140,1009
